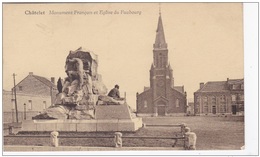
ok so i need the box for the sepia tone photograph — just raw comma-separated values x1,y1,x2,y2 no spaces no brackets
1,2,258,156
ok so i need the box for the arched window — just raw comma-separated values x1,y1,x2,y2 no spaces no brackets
176,99,180,108
144,100,147,108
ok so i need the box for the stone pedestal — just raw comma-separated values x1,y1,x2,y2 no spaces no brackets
22,104,142,132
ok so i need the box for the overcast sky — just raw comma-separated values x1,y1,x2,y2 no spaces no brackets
3,3,244,108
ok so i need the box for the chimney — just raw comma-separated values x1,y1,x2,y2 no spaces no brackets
51,77,55,85
29,72,33,75
227,78,229,82
200,82,204,89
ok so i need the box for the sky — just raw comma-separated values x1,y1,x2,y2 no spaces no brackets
3,3,244,109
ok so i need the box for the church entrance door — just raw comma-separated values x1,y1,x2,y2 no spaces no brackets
157,106,165,116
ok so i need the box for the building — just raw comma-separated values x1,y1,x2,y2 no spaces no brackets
194,78,244,115
187,102,195,115
3,72,58,122
136,13,187,117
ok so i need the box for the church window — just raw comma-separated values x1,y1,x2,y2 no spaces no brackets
159,53,163,67
176,99,179,107
144,100,147,108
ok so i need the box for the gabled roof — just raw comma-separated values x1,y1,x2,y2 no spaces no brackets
195,78,244,93
195,81,228,93
32,75,56,88
14,74,56,89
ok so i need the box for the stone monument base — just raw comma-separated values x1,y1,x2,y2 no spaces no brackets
22,104,142,132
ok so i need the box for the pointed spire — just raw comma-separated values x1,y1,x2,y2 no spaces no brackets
153,8,167,49
151,63,155,69
168,63,172,70
159,3,161,16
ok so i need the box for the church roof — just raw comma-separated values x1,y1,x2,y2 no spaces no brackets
174,86,185,94
143,86,150,92
153,14,167,49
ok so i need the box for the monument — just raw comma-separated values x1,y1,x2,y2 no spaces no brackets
22,47,142,132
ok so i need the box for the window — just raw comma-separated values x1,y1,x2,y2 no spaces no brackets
232,84,240,90
203,97,208,113
220,95,226,113
204,105,208,113
238,94,244,101
196,96,200,103
28,100,32,110
11,99,15,110
220,95,226,101
176,99,180,108
19,86,23,91
203,97,208,103
43,101,46,110
231,95,236,101
211,96,216,105
143,100,147,108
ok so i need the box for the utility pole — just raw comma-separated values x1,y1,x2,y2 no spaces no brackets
13,73,18,123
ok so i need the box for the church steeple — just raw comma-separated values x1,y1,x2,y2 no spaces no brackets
153,12,167,49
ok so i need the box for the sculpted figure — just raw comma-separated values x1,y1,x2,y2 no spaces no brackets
33,47,107,120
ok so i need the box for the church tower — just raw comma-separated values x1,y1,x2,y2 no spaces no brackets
136,11,186,117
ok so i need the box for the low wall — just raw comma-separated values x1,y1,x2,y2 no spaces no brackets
21,118,142,132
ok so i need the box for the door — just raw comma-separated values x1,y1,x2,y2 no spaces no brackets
157,106,165,116
232,105,237,115
212,106,216,114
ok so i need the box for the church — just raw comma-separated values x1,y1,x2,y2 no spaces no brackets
136,12,187,117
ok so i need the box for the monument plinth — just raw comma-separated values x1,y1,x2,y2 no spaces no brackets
22,47,142,132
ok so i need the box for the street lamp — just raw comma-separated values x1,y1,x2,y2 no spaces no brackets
24,103,26,120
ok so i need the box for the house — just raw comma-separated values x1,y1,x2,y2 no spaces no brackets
136,12,187,117
194,78,244,115
3,72,58,122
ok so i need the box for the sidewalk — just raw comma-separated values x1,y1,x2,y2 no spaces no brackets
4,145,184,151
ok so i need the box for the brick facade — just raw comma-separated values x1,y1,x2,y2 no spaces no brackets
136,13,187,116
194,78,244,115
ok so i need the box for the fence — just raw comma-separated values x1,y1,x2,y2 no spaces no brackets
4,123,197,149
